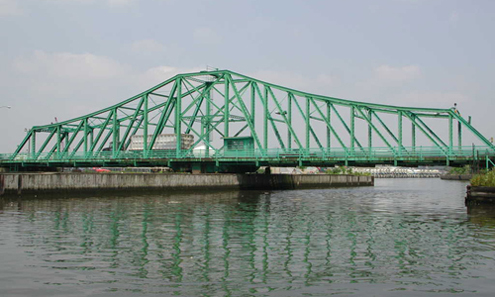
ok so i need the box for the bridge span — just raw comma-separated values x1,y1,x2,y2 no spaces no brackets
1,69,494,172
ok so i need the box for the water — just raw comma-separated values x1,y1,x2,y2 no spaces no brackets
1,179,495,296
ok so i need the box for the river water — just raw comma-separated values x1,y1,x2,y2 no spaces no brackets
1,179,494,296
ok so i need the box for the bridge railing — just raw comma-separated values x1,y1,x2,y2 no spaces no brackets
1,145,493,163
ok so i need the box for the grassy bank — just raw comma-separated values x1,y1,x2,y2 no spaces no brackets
471,168,495,187
449,165,471,175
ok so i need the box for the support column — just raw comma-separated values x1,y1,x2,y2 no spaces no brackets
65,132,69,155
449,114,453,154
458,121,462,152
263,87,268,151
412,121,416,153
112,110,119,158
326,102,331,152
143,94,148,158
56,126,61,158
288,93,292,150
84,118,88,158
350,106,355,152
368,109,372,156
30,131,36,159
205,86,211,158
224,77,230,139
398,111,403,156
306,97,310,150
251,82,255,128
89,130,93,149
176,78,182,158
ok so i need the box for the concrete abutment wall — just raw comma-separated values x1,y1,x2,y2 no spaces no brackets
0,173,373,196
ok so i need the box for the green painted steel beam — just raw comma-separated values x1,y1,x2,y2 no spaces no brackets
288,93,292,149
175,78,183,158
143,94,148,156
10,130,32,160
368,109,372,155
350,106,355,151
308,98,347,152
10,69,495,166
88,111,113,154
288,94,316,150
117,96,145,152
224,70,452,113
329,103,364,151
355,107,395,155
62,121,84,153
224,75,230,138
226,74,264,150
449,114,453,154
371,111,405,151
147,80,178,153
452,111,494,151
326,102,331,151
398,111,403,156
404,112,447,155
414,115,448,148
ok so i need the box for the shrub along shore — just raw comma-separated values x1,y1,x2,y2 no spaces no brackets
466,168,495,204
470,168,495,187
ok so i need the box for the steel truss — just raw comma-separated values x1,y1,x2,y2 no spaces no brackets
3,69,495,169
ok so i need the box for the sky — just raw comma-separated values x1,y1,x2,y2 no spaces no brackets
0,0,494,152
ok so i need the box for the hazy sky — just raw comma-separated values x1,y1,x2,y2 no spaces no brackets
0,0,494,152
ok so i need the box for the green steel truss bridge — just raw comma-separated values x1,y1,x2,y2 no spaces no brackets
1,69,494,172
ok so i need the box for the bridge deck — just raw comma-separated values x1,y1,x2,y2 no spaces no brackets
1,146,493,169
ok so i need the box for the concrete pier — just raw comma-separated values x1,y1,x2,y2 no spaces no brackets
0,173,373,196
466,185,495,204
441,174,472,181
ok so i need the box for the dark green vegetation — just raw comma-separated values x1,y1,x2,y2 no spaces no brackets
471,168,495,187
449,165,471,175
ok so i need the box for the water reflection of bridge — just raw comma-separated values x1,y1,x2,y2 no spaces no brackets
1,190,492,295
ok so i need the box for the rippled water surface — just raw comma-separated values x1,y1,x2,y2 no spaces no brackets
1,179,495,296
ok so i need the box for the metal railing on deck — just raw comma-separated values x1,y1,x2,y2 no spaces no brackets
1,145,494,164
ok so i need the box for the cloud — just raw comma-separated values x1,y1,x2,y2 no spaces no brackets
10,50,203,112
13,50,128,81
393,91,467,108
317,74,339,86
42,0,136,7
0,0,23,16
193,27,222,44
0,50,208,152
252,70,311,90
107,0,134,6
131,39,167,53
133,66,183,89
247,70,343,100
374,65,421,83
450,11,459,23
354,64,422,97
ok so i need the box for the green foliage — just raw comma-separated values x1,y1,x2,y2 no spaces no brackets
326,167,343,175
325,166,346,175
325,166,370,176
471,168,495,187
449,165,471,175
353,172,372,176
